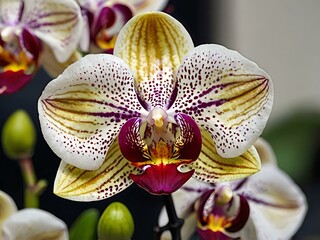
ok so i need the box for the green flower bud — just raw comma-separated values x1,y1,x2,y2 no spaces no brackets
98,202,134,240
2,110,36,160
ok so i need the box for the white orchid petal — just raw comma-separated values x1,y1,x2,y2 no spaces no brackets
0,191,17,228
2,208,68,240
170,44,273,158
38,54,145,170
239,217,258,240
129,0,169,13
253,138,277,166
0,0,22,25
243,165,307,240
41,45,82,77
21,0,83,62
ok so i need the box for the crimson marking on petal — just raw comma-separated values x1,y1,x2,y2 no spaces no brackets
180,75,269,118
225,195,250,233
232,178,248,191
174,113,202,160
27,11,78,29
243,194,301,209
224,77,270,125
41,101,97,136
130,163,194,195
42,100,96,125
43,98,139,121
196,229,236,240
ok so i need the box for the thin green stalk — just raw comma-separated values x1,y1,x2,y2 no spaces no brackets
19,157,47,208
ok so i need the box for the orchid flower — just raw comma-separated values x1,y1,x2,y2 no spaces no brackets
0,190,68,240
158,138,307,240
78,0,169,53
38,12,273,201
0,0,83,94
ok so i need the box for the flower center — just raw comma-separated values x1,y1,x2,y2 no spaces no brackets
0,28,38,74
215,185,233,205
151,107,167,128
206,214,232,232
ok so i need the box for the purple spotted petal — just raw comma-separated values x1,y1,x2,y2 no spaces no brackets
54,139,141,201
21,0,83,62
169,44,274,158
38,54,147,170
114,12,194,110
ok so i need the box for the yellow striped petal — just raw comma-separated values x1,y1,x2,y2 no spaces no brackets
170,44,273,158
0,190,17,228
54,139,140,201
114,12,194,110
189,129,261,183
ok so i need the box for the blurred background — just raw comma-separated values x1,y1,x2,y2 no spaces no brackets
1,0,319,239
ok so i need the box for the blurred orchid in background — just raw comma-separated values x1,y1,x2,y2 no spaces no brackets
78,0,169,54
158,138,307,240
38,12,273,201
0,0,83,94
42,0,169,77
0,190,68,240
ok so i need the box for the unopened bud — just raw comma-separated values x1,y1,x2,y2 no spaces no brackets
98,202,134,240
2,110,36,159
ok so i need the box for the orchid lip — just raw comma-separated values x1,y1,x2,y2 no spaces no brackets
130,163,195,195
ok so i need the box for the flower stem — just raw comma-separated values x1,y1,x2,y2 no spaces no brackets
19,157,47,208
154,194,184,240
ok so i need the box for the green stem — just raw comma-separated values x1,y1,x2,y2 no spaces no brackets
19,157,47,208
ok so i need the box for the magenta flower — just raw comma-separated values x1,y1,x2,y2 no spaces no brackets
0,0,83,94
38,12,273,201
